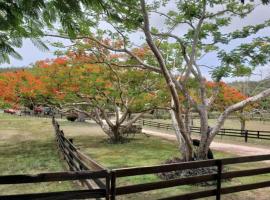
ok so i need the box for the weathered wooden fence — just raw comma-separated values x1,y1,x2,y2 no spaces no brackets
0,170,109,200
1,118,270,200
139,119,270,142
110,154,270,200
52,117,108,190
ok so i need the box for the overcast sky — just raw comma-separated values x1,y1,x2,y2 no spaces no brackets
2,1,270,82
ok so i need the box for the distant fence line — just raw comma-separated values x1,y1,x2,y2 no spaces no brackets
5,112,270,143
138,119,270,142
8,112,270,142
200,113,270,121
4,109,270,122
1,117,270,199
142,112,270,122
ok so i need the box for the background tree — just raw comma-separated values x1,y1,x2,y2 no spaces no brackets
230,78,270,112
0,69,45,109
206,81,256,131
33,53,168,143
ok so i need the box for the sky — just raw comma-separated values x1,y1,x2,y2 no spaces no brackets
2,0,270,82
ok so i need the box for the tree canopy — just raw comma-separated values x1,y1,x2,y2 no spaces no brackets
0,0,109,63
2,0,270,160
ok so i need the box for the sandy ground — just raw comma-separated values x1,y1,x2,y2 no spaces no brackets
143,128,270,156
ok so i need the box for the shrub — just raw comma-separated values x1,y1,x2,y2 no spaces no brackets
66,113,78,122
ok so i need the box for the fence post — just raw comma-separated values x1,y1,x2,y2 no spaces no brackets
110,171,116,200
216,160,222,200
221,129,225,139
69,138,73,144
105,171,111,200
257,131,260,139
245,130,248,143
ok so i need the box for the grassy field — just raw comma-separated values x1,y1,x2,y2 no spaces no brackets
1,113,270,199
0,114,75,195
58,119,270,200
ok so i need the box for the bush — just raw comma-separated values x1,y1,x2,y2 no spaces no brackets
66,114,78,122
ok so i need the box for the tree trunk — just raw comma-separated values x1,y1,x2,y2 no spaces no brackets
77,112,86,122
111,125,122,143
170,109,188,160
197,107,210,160
239,109,246,134
100,124,122,143
170,100,193,161
240,118,246,134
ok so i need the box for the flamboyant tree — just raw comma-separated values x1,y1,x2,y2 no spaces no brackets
0,70,45,108
206,81,256,131
33,54,168,142
46,0,270,161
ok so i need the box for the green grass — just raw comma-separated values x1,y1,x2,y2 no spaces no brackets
0,114,74,195
1,114,270,199
58,120,270,200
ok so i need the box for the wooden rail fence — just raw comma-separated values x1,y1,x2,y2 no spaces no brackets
0,171,109,200
139,119,270,142
1,118,270,199
110,154,270,200
52,117,108,190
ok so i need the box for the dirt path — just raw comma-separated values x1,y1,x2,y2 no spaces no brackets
143,128,270,156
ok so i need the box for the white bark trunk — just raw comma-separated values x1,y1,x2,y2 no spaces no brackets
170,99,192,161
140,0,193,160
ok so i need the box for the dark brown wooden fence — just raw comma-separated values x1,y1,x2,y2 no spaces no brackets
52,117,108,190
139,119,270,142
2,154,270,200
1,118,270,200
0,170,110,200
110,154,270,200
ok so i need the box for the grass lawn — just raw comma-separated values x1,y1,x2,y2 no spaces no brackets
1,113,270,199
58,120,270,200
0,114,74,195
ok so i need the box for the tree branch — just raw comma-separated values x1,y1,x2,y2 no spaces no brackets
44,33,161,73
209,87,270,141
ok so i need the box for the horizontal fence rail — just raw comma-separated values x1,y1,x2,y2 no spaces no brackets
0,118,110,200
139,119,270,142
2,154,270,200
0,171,109,200
52,117,108,191
110,154,270,200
